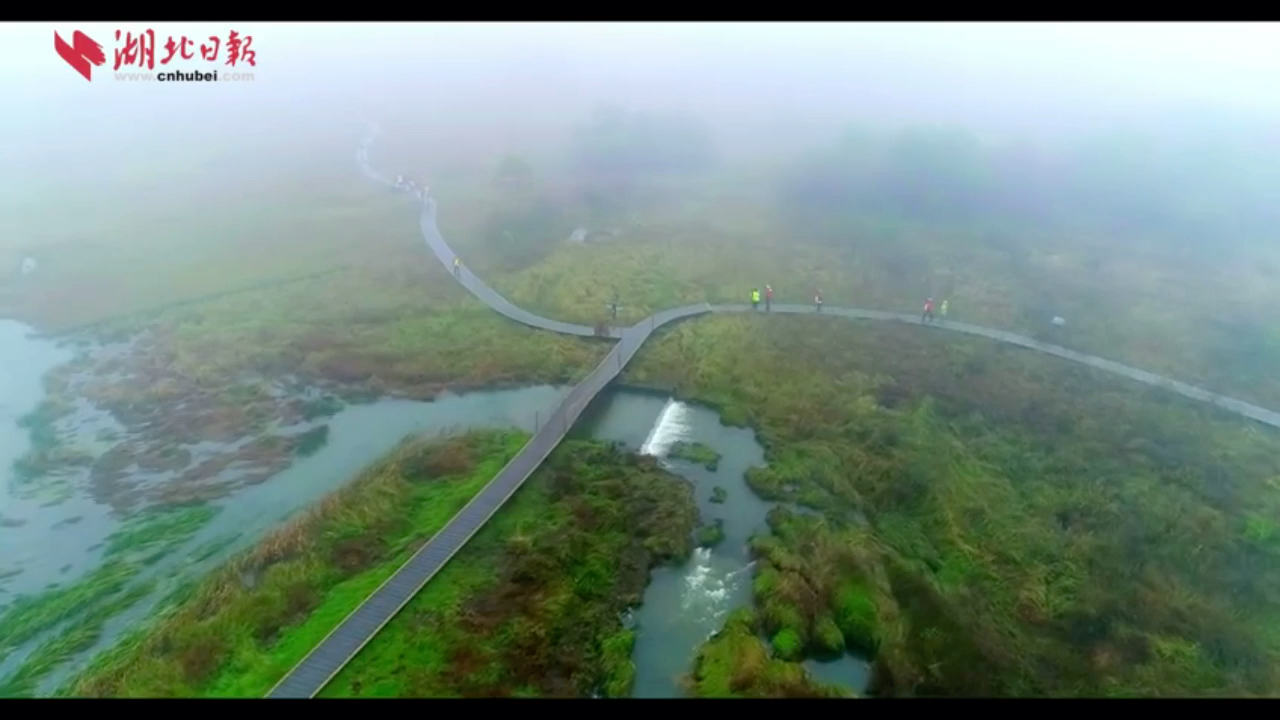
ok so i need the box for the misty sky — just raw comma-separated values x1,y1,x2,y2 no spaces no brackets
4,22,1280,177
6,22,1280,102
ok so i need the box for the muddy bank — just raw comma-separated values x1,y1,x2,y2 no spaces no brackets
18,322,565,515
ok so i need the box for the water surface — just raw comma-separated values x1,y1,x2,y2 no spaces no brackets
578,387,870,697
1,328,869,696
0,344,574,691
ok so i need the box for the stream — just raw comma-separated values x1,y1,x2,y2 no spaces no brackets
0,323,866,696
577,388,870,696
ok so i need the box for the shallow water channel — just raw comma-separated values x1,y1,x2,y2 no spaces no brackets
1,322,866,696
576,388,870,697
0,321,579,692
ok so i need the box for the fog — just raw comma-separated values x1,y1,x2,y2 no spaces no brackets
3,22,1280,258
9,22,1280,701
7,22,1280,151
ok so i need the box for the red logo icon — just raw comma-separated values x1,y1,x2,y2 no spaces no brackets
55,30,106,81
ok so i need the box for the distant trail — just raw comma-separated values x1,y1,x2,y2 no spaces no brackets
267,123,1280,699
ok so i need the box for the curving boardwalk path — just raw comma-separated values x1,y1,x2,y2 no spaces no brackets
268,124,1280,699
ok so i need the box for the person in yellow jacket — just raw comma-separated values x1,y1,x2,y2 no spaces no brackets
940,299,949,320
751,288,760,311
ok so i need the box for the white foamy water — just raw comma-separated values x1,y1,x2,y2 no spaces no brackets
639,399,690,459
638,399,756,640
587,390,775,697
680,547,756,639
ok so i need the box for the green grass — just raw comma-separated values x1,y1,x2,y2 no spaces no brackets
0,561,138,664
696,519,726,549
60,259,607,416
458,159,1280,412
745,507,890,671
0,580,157,697
14,113,1280,699
68,432,700,698
1,136,611,698
8,109,1280,413
321,439,698,698
771,628,804,661
104,505,222,561
669,441,721,471
685,608,853,698
0,502,223,676
68,431,525,697
834,579,879,656
187,534,243,565
626,313,1280,696
4,136,607,454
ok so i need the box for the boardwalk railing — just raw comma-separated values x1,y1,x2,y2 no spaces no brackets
268,330,640,697
268,124,1280,698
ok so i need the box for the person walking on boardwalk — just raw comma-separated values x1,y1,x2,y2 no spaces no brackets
940,299,949,321
922,297,936,323
765,285,773,312
453,256,462,277
751,288,761,311
815,289,823,313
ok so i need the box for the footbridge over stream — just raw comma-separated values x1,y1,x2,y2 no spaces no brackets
267,124,1280,698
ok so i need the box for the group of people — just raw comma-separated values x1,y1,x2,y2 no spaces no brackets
750,285,822,313
921,297,949,323
749,286,951,322
395,174,430,200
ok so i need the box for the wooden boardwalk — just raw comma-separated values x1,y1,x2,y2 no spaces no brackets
267,126,1280,699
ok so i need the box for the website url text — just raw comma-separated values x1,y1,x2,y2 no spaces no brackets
114,70,254,82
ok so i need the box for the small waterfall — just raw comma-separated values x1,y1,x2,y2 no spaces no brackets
639,399,690,458
681,548,755,640
682,548,723,619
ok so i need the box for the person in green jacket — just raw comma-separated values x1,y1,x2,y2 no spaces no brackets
940,299,949,321
751,288,760,311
